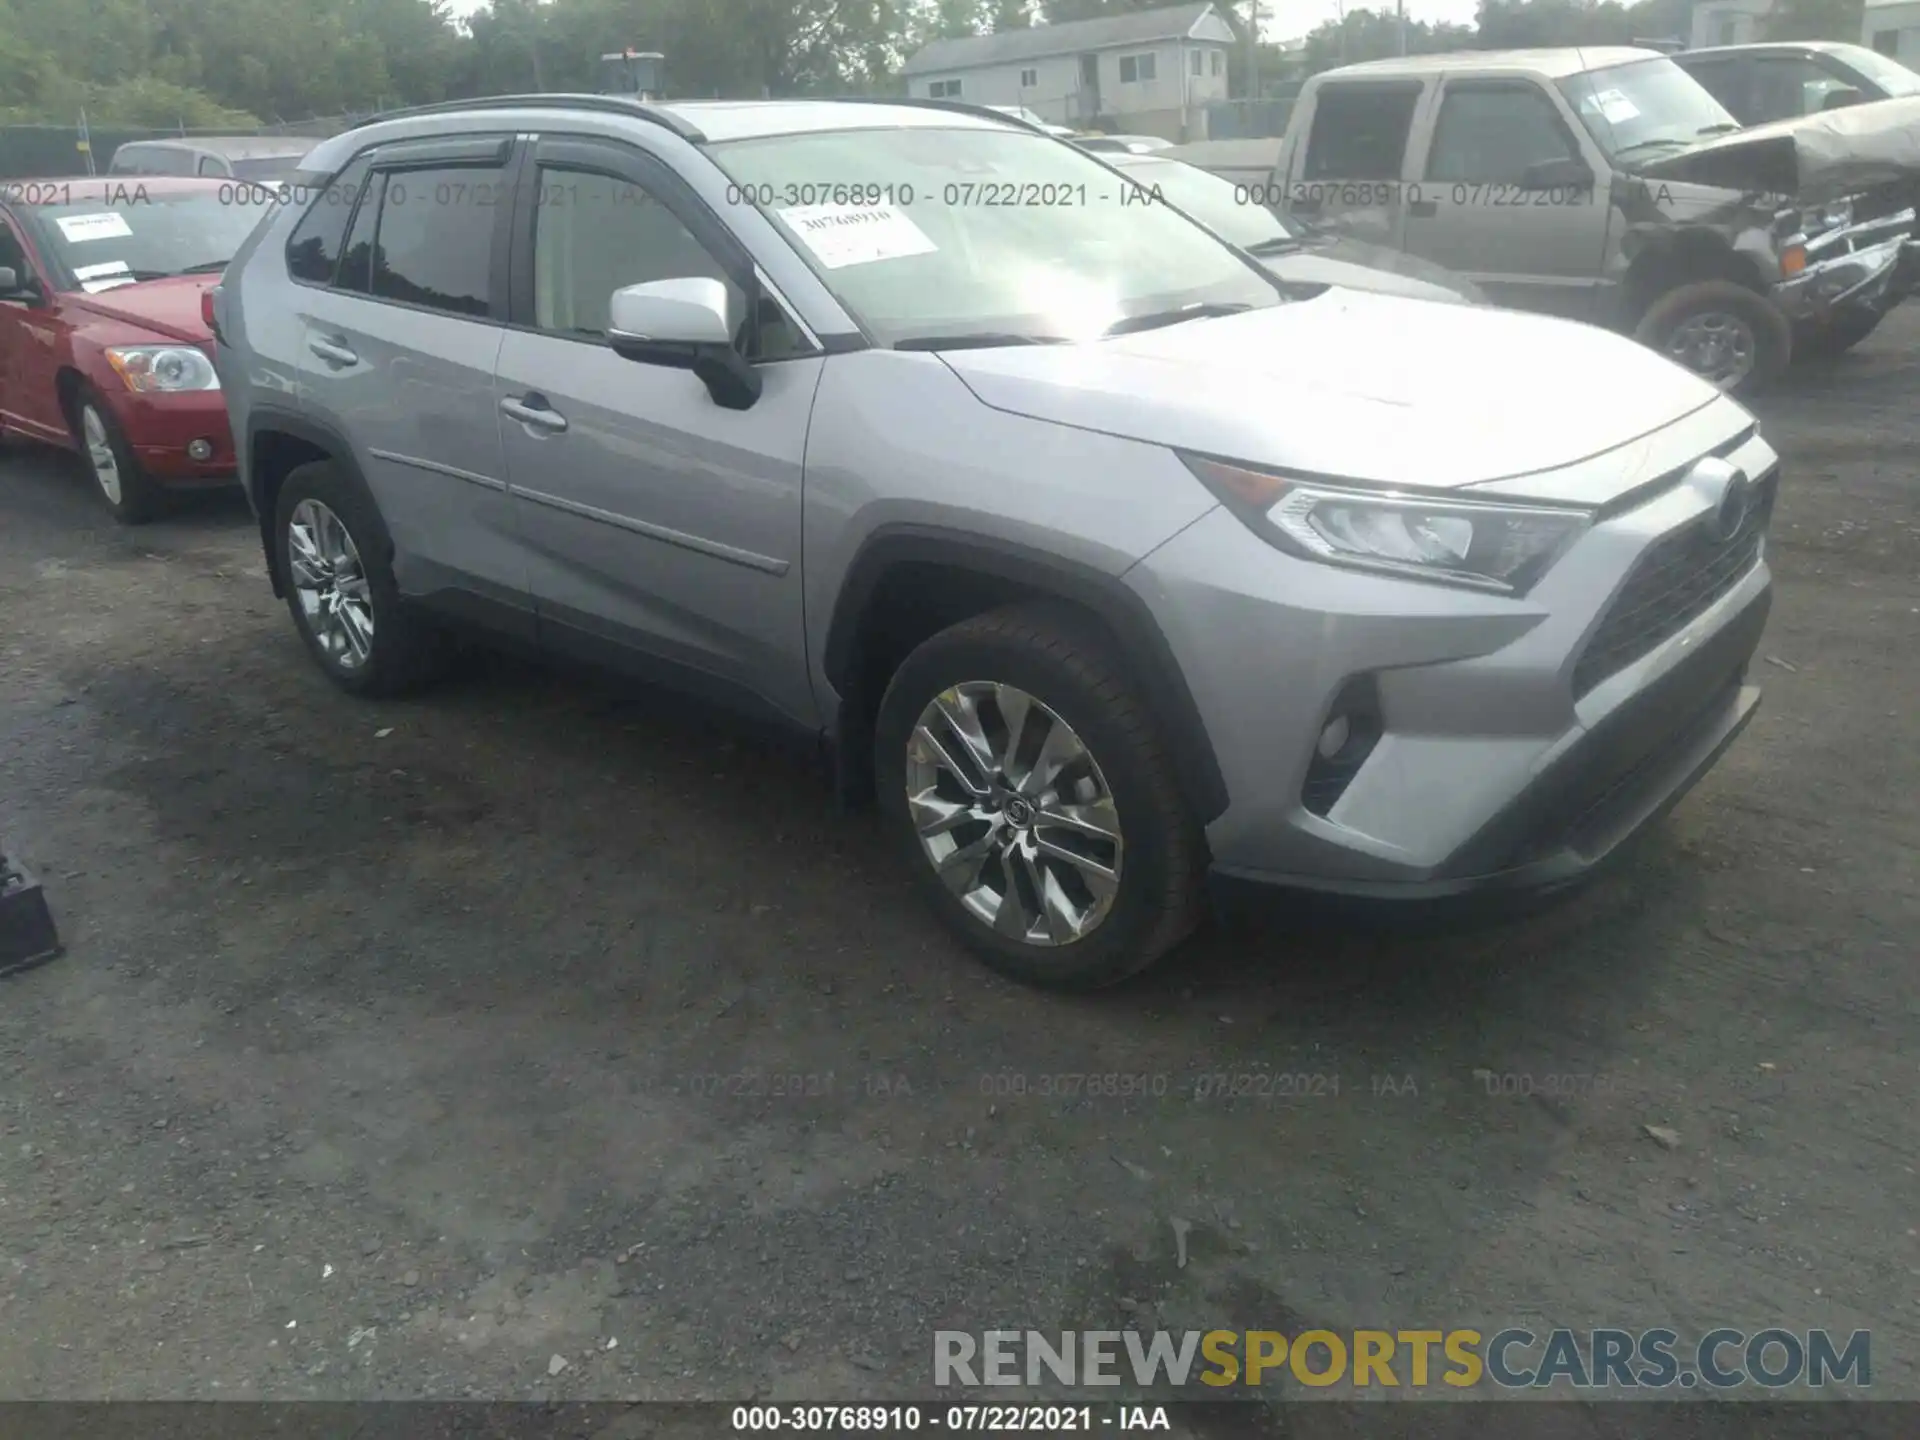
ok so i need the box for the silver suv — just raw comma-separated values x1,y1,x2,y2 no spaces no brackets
212,95,1778,990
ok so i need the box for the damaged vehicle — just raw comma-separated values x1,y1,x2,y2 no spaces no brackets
1266,47,1920,388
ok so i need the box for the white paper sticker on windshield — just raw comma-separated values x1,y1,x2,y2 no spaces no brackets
778,203,936,269
80,276,138,294
73,260,131,280
55,212,134,243
1584,88,1641,125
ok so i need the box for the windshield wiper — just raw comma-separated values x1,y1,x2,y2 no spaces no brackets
892,333,1069,351
1245,236,1308,257
1610,136,1694,161
1696,122,1744,136
1103,302,1252,336
175,259,232,275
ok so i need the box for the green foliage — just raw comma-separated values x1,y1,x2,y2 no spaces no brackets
0,0,1739,128
1762,0,1864,41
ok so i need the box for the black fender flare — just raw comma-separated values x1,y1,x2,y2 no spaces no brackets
245,406,384,598
822,524,1229,824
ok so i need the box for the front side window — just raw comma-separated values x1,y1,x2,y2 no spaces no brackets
367,164,503,318
29,187,268,286
1302,84,1421,180
1425,85,1580,183
1557,59,1742,163
197,155,228,177
710,125,1279,347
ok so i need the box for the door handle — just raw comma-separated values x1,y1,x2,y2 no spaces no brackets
308,335,358,366
499,394,568,433
1408,199,1438,217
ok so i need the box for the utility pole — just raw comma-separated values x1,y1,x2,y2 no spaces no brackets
1397,0,1408,56
1245,0,1261,101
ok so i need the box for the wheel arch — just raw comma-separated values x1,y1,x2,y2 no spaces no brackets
821,525,1229,824
1621,227,1773,327
245,407,381,599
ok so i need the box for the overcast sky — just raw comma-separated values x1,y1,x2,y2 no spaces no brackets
435,0,1488,44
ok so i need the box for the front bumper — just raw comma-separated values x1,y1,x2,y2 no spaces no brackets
1131,405,1776,902
1770,209,1919,324
106,387,238,485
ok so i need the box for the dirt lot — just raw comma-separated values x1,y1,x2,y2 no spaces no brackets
2,314,1917,1409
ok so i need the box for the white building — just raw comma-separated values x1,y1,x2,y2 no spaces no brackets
1690,0,1775,49
900,2,1238,142
1864,0,1920,63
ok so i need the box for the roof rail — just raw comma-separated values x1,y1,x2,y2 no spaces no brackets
819,96,1045,133
355,93,706,142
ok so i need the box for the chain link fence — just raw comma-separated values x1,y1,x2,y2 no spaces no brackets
1,113,376,179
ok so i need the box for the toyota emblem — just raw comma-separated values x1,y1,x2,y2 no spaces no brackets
1691,458,1751,544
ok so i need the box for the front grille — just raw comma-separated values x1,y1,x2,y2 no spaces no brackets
1571,469,1775,698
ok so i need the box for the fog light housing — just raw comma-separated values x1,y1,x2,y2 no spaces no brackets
1302,676,1384,818
187,439,214,461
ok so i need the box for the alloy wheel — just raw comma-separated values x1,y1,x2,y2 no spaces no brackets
287,498,375,672
80,406,122,505
904,681,1123,946
1667,311,1756,389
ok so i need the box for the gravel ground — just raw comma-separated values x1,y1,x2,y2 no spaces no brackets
2,313,1917,1410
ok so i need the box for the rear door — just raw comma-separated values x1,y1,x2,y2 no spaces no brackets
1400,77,1613,321
292,133,529,628
1276,79,1428,247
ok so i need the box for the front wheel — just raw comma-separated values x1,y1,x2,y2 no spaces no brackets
873,603,1208,990
73,387,162,524
1634,280,1791,392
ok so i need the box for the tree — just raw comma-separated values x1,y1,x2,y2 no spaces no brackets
1302,9,1475,73
1763,0,1864,40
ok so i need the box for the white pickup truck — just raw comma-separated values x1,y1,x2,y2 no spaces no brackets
1243,46,1920,389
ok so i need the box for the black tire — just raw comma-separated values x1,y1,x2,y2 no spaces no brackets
1795,308,1883,360
273,459,448,697
71,385,163,524
1633,280,1791,392
873,602,1208,991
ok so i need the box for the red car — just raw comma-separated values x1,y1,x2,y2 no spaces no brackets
0,176,269,522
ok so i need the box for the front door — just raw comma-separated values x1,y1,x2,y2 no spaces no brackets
494,135,825,730
292,135,528,625
1400,79,1613,321
0,212,65,443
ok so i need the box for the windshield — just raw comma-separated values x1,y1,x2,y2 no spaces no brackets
1558,59,1743,161
708,126,1281,346
1835,45,1920,97
28,188,266,289
1115,159,1300,249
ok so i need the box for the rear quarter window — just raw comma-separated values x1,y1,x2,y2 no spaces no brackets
1301,83,1424,180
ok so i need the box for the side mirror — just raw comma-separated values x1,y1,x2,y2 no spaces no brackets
1520,156,1595,190
1821,87,1866,111
607,276,761,411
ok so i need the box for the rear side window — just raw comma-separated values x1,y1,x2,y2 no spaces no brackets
367,164,503,319
1302,84,1421,180
337,174,383,294
285,157,372,285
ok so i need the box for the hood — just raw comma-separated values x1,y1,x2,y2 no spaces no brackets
1260,235,1483,305
936,290,1718,493
1639,94,1920,202
63,274,214,345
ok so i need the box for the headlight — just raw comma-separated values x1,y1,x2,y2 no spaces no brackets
104,345,220,393
1797,198,1853,236
1183,455,1591,594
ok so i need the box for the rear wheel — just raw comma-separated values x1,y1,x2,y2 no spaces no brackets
73,387,163,524
1634,280,1790,392
873,603,1208,990
273,460,449,697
